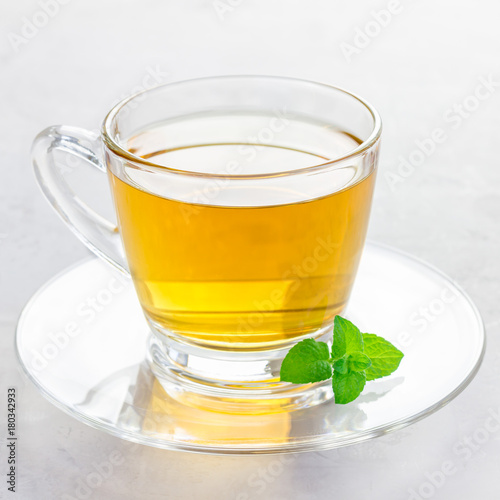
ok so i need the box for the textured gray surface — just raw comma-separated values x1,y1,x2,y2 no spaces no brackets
1,0,500,498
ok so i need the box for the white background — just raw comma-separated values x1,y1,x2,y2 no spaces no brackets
2,0,500,498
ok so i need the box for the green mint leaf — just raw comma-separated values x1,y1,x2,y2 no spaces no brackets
332,371,366,404
331,316,363,360
332,352,371,374
280,339,332,384
348,351,372,372
362,333,404,381
333,355,349,374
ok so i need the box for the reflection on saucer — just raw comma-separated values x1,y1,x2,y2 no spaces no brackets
143,380,292,446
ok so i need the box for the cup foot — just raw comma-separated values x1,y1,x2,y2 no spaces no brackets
147,327,334,414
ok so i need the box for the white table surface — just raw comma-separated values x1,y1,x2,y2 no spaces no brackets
2,1,500,498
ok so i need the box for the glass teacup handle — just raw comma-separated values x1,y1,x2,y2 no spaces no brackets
32,125,129,275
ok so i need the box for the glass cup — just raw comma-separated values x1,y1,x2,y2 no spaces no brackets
32,76,381,412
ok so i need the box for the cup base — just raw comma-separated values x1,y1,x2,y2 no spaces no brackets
147,326,334,414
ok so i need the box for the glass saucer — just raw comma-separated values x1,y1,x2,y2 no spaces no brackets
15,242,485,455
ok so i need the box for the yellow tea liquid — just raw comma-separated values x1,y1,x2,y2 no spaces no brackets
108,113,375,349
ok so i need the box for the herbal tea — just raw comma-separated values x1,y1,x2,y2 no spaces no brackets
108,113,375,349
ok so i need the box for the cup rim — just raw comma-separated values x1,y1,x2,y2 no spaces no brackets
101,75,382,180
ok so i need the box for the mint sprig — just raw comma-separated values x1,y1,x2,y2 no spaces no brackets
280,316,404,404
